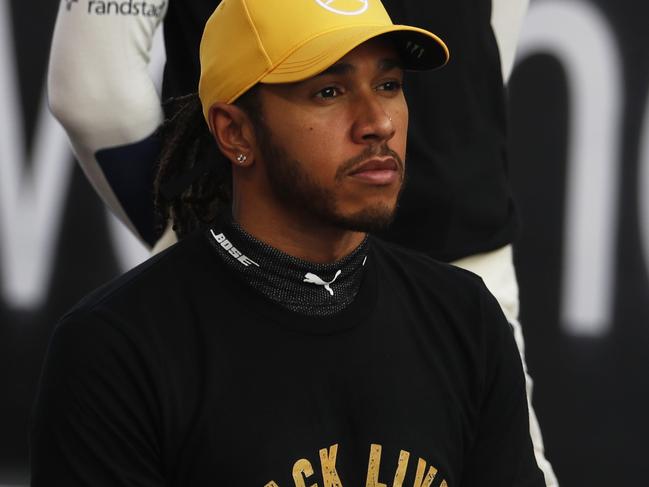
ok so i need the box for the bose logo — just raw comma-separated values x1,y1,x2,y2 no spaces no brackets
211,230,260,268
314,0,369,16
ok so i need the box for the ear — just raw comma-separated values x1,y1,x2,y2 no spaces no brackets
207,103,256,167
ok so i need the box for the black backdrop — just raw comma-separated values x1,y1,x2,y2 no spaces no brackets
1,0,648,485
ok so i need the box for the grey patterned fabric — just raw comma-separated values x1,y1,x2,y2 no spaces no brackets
209,218,369,316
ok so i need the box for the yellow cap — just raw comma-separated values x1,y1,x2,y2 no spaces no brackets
198,0,450,121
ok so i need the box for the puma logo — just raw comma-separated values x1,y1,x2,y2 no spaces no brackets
304,270,342,296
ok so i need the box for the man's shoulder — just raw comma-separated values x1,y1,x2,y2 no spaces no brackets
44,231,230,397
65,231,216,322
370,237,500,326
371,237,485,290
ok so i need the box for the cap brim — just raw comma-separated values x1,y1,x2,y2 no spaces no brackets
260,24,449,85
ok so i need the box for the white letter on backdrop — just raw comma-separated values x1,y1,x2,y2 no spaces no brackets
516,0,622,336
0,2,73,309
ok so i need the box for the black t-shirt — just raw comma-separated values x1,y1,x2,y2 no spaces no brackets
162,0,517,262
31,231,542,486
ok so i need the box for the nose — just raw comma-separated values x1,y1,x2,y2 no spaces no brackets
350,93,396,146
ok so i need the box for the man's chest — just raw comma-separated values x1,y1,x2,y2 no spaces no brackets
168,311,478,486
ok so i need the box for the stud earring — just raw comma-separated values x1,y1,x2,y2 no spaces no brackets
236,154,247,164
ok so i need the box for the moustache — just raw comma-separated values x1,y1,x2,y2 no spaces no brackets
335,145,404,182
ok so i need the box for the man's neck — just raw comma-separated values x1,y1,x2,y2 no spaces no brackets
232,201,366,264
208,217,370,316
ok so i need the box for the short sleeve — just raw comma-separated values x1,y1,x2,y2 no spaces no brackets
30,313,165,487
460,288,545,487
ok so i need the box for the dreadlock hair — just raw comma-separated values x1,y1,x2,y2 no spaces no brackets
154,89,262,240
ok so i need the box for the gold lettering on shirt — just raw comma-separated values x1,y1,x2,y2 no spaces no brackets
265,443,448,487
413,458,438,487
319,444,343,487
365,444,387,487
392,450,410,487
292,458,317,487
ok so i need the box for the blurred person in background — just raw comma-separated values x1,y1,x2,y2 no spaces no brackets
47,0,557,484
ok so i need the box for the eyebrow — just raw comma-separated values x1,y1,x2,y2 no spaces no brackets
315,58,403,77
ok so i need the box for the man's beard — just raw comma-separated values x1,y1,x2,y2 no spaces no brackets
257,124,405,234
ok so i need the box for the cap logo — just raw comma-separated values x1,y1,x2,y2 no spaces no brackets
314,0,369,16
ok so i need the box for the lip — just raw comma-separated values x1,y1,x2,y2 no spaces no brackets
348,157,400,185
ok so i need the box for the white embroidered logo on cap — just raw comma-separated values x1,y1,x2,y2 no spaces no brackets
304,270,342,296
314,0,369,16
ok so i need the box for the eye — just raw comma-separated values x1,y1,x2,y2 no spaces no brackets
376,80,402,92
315,86,342,99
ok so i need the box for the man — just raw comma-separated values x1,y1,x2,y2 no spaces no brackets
48,3,558,481
32,1,544,485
